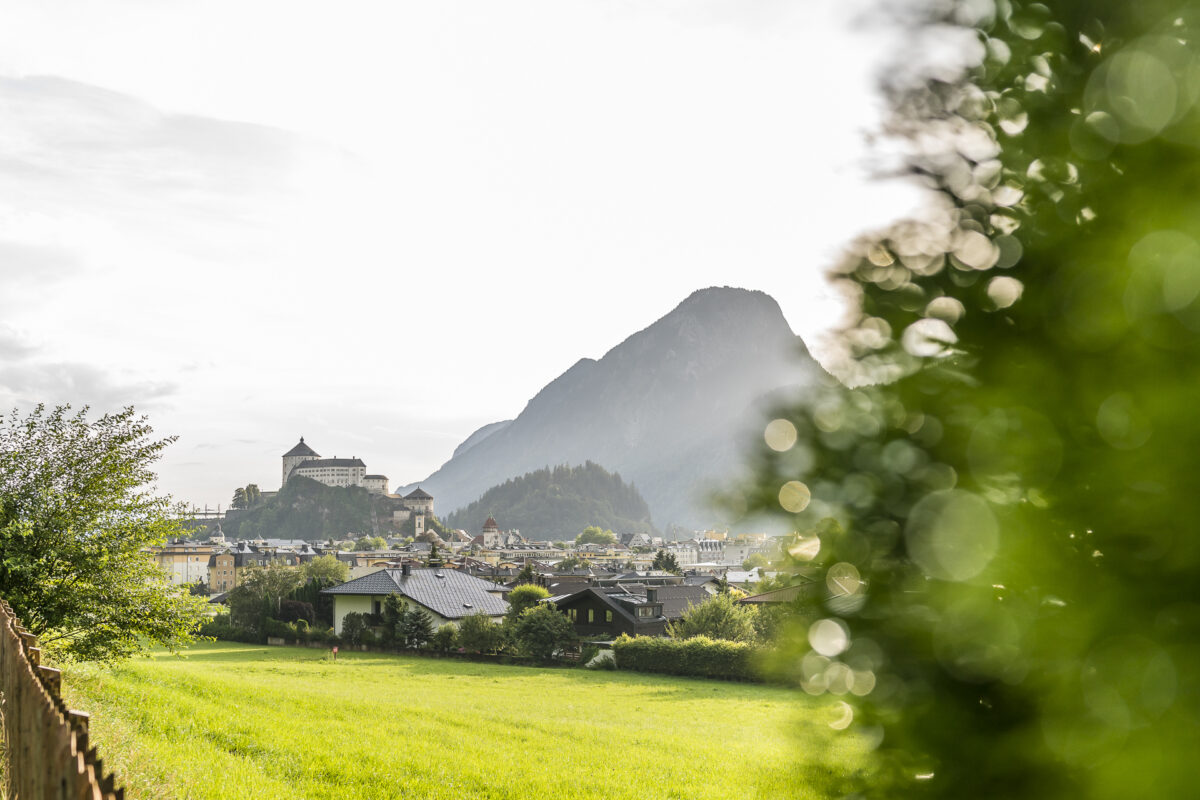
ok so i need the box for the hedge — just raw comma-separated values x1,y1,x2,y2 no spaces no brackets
611,634,760,681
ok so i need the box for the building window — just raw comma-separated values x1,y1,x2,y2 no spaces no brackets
587,609,594,623
605,610,613,623
638,606,653,617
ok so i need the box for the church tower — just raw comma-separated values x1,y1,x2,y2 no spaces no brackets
282,437,320,486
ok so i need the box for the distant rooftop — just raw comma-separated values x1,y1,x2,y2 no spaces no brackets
283,437,320,458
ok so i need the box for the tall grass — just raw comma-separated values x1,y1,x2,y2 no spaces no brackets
63,643,867,799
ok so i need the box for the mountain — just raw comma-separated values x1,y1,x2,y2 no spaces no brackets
443,462,656,540
403,286,825,533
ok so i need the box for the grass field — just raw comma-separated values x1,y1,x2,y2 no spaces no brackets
62,642,866,799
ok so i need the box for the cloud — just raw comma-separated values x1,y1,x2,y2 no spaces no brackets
0,361,178,410
0,325,38,360
0,240,81,283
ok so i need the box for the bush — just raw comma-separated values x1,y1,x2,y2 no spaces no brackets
667,593,757,643
511,603,577,661
340,612,367,645
198,613,260,644
612,634,759,681
457,612,503,654
430,623,458,652
278,599,316,625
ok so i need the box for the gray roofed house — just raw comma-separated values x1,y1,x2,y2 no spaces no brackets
322,566,508,634
405,487,433,500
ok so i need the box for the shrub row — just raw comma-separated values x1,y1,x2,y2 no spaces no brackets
611,634,760,681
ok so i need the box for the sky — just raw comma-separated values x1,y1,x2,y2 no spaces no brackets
0,0,924,510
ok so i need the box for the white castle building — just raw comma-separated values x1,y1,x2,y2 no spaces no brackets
282,437,387,494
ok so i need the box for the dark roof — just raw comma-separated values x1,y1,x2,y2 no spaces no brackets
293,457,367,469
405,487,433,500
646,586,713,618
321,568,508,619
365,474,388,480
284,437,320,457
483,516,499,529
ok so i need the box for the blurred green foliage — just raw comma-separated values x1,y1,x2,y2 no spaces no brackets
743,1,1200,796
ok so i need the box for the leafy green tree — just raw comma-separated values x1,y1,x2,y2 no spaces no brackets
666,593,757,643
457,611,502,653
231,486,248,510
741,553,769,571
303,554,349,584
741,2,1200,796
575,526,617,546
512,603,577,661
430,622,458,652
245,484,261,506
515,563,536,584
555,556,585,571
0,404,208,661
353,535,386,551
426,543,443,567
505,584,550,625
229,563,303,624
651,549,681,574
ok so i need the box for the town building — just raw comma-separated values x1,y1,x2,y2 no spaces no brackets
281,437,378,492
321,564,509,634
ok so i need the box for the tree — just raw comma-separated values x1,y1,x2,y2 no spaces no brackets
555,556,585,571
353,535,386,551
430,622,458,652
245,484,261,506
303,554,349,584
278,599,315,625
426,542,443,567
340,612,367,646
457,612,502,653
229,563,303,624
0,405,208,661
515,563,536,584
512,603,577,661
666,593,756,643
651,549,680,574
398,606,434,649
741,2,1200,795
231,486,248,510
741,553,769,571
575,526,617,546
505,584,550,624
382,594,406,645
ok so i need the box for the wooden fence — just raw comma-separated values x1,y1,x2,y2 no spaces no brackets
0,599,124,800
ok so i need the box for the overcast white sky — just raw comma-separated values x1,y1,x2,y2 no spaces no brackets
0,0,923,509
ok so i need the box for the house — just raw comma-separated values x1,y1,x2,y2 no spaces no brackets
321,564,509,634
547,584,713,639
207,541,319,594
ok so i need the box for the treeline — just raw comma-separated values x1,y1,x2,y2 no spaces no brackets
222,476,389,540
444,462,656,539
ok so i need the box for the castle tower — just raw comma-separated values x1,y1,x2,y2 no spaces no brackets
282,437,320,486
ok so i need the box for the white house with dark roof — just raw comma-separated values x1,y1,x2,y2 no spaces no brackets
322,565,509,634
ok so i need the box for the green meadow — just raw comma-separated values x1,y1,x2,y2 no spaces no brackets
62,642,867,800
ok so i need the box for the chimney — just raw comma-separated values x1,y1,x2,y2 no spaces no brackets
646,588,658,603
402,562,411,577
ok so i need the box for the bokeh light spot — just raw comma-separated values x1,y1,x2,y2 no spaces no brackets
778,481,811,513
764,418,798,452
906,490,999,581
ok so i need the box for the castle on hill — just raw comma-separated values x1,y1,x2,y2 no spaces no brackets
280,437,434,515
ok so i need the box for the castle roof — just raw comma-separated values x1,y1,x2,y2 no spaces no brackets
365,474,388,480
283,437,320,458
293,457,366,469
405,487,433,500
483,516,499,530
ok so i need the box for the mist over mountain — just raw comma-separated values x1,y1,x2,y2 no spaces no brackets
403,287,825,533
